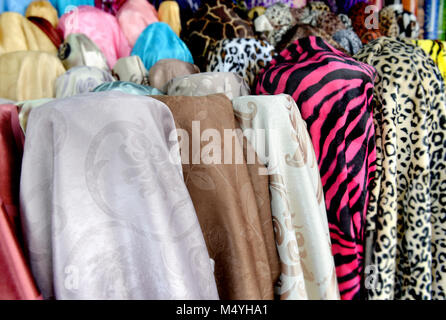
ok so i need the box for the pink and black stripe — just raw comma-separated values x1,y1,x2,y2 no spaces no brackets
255,36,377,299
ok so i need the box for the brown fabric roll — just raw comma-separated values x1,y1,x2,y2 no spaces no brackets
149,59,200,92
27,16,63,49
153,94,280,300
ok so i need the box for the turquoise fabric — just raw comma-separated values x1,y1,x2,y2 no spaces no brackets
0,0,33,15
49,0,94,16
93,81,164,95
131,22,194,72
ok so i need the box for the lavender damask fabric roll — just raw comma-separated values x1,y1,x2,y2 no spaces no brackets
55,66,115,98
20,91,220,300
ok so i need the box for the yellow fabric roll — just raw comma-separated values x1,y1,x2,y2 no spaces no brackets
0,12,57,55
412,40,446,81
158,1,181,37
25,0,58,28
0,51,65,101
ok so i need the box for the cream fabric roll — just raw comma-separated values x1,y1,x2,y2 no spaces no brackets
0,51,65,101
112,56,149,85
232,94,340,300
19,91,220,300
25,0,58,27
148,58,200,92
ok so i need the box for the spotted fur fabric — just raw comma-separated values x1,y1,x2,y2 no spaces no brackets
379,4,419,39
354,37,446,300
207,38,274,88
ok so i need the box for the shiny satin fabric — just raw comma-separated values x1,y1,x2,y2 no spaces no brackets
148,59,200,93
94,0,127,15
15,98,54,132
166,72,250,100
93,81,164,95
0,12,58,55
153,94,280,299
20,91,220,300
0,104,41,300
0,0,34,15
116,0,159,48
131,22,194,73
55,66,115,98
232,95,340,300
0,51,65,101
112,56,149,85
58,33,110,72
49,0,94,16
58,5,131,68
25,0,58,27
158,1,181,37
27,16,63,49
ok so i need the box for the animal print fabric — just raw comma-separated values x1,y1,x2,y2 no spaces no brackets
354,37,446,300
255,36,377,300
207,38,274,88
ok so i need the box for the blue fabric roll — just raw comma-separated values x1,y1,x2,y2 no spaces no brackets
93,81,164,95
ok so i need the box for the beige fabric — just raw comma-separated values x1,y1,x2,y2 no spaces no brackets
25,0,58,27
149,58,200,92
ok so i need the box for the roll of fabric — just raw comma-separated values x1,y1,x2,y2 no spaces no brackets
153,94,280,299
166,72,250,100
254,3,296,47
244,0,306,9
255,36,377,300
412,39,446,80
354,37,446,300
55,66,115,98
184,0,255,70
20,91,220,300
49,0,94,16
158,1,181,37
248,6,266,20
25,0,58,27
58,33,110,72
0,0,34,15
94,0,127,15
348,1,383,44
0,12,58,55
335,0,369,13
232,94,340,300
308,0,338,12
15,98,54,132
379,4,420,39
132,22,193,73
332,29,363,54
112,56,149,85
116,0,159,48
207,38,274,88
27,16,63,49
438,0,446,40
149,59,200,93
423,0,439,39
0,51,65,101
93,81,164,95
58,5,131,68
0,104,41,300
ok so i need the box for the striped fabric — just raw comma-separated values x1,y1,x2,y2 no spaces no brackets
255,36,377,299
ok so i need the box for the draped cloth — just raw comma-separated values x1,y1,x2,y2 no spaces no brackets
25,0,59,27
0,51,65,101
153,94,280,299
0,104,41,300
354,37,446,300
58,33,110,72
149,59,200,93
0,0,34,15
19,91,220,300
412,40,446,81
49,0,95,16
255,36,377,300
0,12,57,55
58,5,131,68
27,16,63,49
112,56,149,85
166,72,250,100
55,66,115,98
116,0,159,48
158,1,182,37
93,81,164,95
232,94,340,300
131,22,193,73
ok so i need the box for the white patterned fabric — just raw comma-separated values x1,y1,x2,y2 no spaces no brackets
20,91,219,300
232,94,340,300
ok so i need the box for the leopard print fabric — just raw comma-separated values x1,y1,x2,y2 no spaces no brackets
206,38,274,88
354,37,446,300
379,4,419,39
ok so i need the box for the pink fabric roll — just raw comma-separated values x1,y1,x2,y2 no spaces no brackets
117,0,159,48
58,5,131,68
